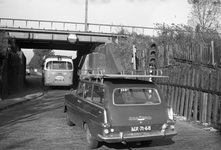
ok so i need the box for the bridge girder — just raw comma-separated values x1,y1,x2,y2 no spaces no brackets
17,40,102,51
0,27,116,53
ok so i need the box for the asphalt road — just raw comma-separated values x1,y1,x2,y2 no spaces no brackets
0,76,221,150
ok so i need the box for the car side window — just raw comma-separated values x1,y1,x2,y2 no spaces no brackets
84,83,92,101
76,83,85,97
92,85,104,105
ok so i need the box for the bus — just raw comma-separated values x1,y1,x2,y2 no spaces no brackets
42,55,73,87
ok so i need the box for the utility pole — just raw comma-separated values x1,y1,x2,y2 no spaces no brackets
132,45,137,70
211,40,215,65
84,0,89,71
85,0,88,32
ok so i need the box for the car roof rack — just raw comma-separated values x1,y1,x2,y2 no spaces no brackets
78,68,168,83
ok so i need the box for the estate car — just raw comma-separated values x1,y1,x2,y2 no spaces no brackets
63,70,177,149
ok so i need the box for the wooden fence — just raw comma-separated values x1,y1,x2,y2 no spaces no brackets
163,41,221,67
157,67,221,128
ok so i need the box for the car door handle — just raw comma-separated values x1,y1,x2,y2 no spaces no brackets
77,100,82,103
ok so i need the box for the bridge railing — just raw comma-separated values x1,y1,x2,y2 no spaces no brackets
0,18,158,36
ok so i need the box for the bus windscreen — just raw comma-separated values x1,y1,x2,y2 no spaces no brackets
46,61,72,70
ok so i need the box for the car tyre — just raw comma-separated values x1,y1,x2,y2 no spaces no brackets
84,124,99,149
141,140,153,146
66,113,74,126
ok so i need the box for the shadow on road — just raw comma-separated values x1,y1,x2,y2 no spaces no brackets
0,75,68,142
5,75,43,99
98,138,175,149
0,91,66,149
0,91,64,126
2,138,35,150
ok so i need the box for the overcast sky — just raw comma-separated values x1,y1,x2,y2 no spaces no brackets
0,0,191,63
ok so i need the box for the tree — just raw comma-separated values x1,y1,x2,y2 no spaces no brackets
188,0,221,32
28,49,54,69
0,31,9,59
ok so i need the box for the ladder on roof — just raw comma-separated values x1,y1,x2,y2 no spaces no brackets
78,69,168,82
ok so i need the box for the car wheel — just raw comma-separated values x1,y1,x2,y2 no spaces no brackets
141,140,153,146
66,113,74,126
84,124,99,149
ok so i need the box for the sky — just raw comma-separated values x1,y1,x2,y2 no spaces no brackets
0,0,191,63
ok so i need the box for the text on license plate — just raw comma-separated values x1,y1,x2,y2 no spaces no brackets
131,126,151,132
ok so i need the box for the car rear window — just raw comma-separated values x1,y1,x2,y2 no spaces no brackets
114,88,161,105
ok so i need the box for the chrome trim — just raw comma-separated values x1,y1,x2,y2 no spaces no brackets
98,131,177,141
103,108,107,124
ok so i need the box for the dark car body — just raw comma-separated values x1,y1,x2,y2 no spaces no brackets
64,75,177,149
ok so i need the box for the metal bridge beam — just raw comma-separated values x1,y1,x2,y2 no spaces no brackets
7,31,113,43
0,28,114,51
18,41,92,50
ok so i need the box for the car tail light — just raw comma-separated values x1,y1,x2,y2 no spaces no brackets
103,129,109,134
161,123,168,133
102,125,116,136
170,124,175,130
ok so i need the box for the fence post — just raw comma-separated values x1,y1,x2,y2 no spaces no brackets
168,68,173,107
173,67,180,113
167,69,171,104
200,44,203,64
163,68,168,102
213,69,220,124
170,85,175,109
173,86,178,113
188,68,195,120
179,69,187,116
193,69,200,121
164,85,168,103
211,40,215,65
184,69,191,118
176,68,183,114
199,70,205,123
202,93,208,124
207,72,213,124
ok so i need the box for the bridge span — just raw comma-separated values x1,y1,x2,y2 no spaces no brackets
0,18,158,50
0,18,120,52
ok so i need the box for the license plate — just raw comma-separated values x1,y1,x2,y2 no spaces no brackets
131,126,151,132
55,76,64,81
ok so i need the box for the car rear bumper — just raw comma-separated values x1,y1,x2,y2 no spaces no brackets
98,130,177,143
